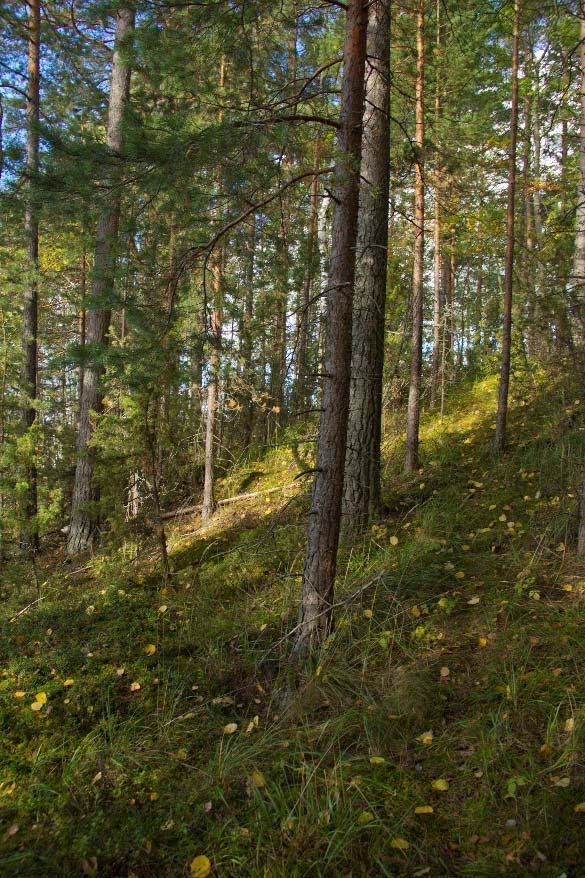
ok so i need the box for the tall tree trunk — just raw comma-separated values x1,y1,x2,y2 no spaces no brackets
494,0,520,453
201,57,226,521
430,0,442,408
342,0,390,534
67,7,134,554
294,139,321,412
241,217,256,449
201,243,224,520
405,0,425,473
521,76,535,357
571,3,585,346
294,0,367,654
21,0,40,552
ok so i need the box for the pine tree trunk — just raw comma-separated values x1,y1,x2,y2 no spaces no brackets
201,58,226,521
67,7,134,554
571,4,585,346
405,0,425,473
430,0,442,409
294,140,321,413
201,245,223,520
494,0,520,453
21,0,40,552
342,0,390,534
294,0,367,654
241,217,256,450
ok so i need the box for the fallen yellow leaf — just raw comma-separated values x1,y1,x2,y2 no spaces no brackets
130,681,141,692
415,805,434,814
190,854,212,877
432,778,449,791
356,811,374,825
390,837,410,850
144,644,157,656
574,802,585,813
223,723,238,735
14,691,26,699
35,692,47,705
369,756,386,765
63,679,74,688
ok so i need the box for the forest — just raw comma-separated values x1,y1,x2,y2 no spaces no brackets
2,0,585,874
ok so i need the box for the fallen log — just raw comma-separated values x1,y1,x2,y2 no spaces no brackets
160,481,300,521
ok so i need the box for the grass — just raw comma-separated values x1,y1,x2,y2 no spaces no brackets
1,364,585,876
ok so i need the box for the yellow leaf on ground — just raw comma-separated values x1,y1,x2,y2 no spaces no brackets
30,701,43,712
35,692,47,705
63,679,74,687
130,681,141,692
190,855,212,877
363,609,373,620
356,811,374,825
144,644,157,655
390,536,399,546
223,723,238,734
415,805,434,814
390,837,410,850
14,691,26,699
417,730,434,745
478,637,488,648
439,667,450,678
574,802,585,813
158,604,168,613
432,778,449,791
369,756,386,765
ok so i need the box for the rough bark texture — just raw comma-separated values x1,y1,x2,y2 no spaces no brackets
201,58,226,521
430,0,442,409
571,5,585,344
294,0,367,655
21,0,40,551
342,0,390,534
494,0,520,453
67,7,134,554
201,245,223,520
294,140,321,412
405,0,425,473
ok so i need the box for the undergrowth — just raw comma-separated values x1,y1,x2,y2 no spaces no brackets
1,365,585,877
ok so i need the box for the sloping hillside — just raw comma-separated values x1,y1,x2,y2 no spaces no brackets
2,368,585,877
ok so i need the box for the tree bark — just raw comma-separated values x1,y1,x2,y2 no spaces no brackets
342,0,390,534
201,243,224,520
293,139,321,412
494,0,520,453
201,57,226,521
21,0,41,552
571,3,585,345
405,0,425,473
294,0,367,654
67,6,134,554
430,0,442,408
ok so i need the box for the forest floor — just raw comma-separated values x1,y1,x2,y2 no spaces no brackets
2,365,585,877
